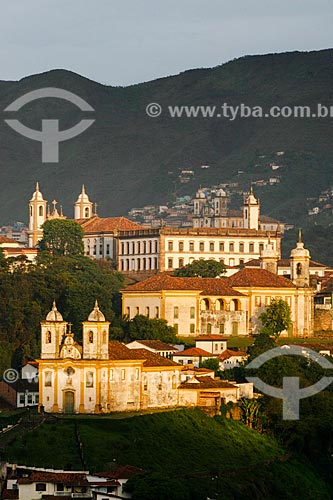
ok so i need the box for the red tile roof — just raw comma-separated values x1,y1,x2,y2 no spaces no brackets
173,347,214,357
108,341,179,366
179,376,237,390
77,216,143,233
227,268,295,288
17,472,88,486
123,274,244,296
219,349,247,361
0,236,19,244
129,340,177,351
96,465,146,479
96,465,145,479
195,335,228,341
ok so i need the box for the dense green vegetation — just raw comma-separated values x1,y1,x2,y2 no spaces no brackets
4,409,330,499
174,259,226,277
1,49,333,230
40,219,84,256
0,254,124,374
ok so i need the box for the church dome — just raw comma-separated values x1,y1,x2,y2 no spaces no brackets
75,185,91,204
46,301,63,322
290,230,310,259
215,189,226,197
88,300,105,322
30,182,45,202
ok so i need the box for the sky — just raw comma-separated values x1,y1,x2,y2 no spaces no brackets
0,0,332,86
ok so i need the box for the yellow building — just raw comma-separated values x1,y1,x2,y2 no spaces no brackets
122,235,314,337
38,302,183,414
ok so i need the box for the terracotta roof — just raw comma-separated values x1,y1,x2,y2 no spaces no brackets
195,335,228,341
243,259,260,268
17,472,88,486
219,349,247,361
173,347,214,357
0,236,19,244
227,268,295,288
0,379,38,392
123,274,244,296
130,348,179,367
260,215,280,223
77,216,143,233
108,341,179,366
96,465,145,479
129,340,177,351
179,376,237,390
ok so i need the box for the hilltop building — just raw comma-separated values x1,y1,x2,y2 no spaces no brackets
122,234,314,337
37,302,251,414
193,187,285,232
27,183,282,277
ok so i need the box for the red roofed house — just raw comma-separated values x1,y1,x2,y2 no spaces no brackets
122,234,314,337
172,347,216,367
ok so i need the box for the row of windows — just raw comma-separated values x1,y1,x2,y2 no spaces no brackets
121,240,158,255
174,306,196,319
86,243,111,256
125,306,159,318
255,296,292,306
19,394,38,405
44,368,141,387
121,257,158,271
167,240,269,253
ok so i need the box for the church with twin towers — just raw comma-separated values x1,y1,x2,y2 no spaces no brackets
28,183,96,247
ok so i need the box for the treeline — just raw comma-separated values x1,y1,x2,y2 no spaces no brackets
0,252,124,373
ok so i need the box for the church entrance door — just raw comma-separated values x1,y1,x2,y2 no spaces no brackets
64,391,74,414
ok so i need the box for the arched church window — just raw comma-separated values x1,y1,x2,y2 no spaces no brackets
297,263,302,275
102,330,107,343
30,206,33,216
39,206,43,216
85,207,90,217
46,331,52,344
88,331,94,343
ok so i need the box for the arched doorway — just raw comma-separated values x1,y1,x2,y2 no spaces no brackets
64,391,74,414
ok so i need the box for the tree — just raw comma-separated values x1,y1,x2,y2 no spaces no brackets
199,357,220,374
126,315,177,343
40,219,84,256
174,259,226,278
259,299,292,340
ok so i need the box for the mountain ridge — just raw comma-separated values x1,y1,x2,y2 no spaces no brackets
0,48,333,225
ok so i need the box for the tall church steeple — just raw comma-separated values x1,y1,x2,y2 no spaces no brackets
74,185,93,219
243,187,260,230
290,229,310,287
260,236,279,274
28,182,47,247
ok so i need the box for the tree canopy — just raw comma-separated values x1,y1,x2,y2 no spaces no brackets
0,255,124,373
259,299,292,339
40,219,84,256
174,259,226,278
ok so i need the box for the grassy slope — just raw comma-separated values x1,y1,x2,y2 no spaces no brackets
0,50,333,228
4,409,330,499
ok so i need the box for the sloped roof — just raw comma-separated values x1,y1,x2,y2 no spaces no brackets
227,267,295,288
173,347,214,357
219,349,247,361
77,216,143,233
130,339,177,351
179,376,237,390
108,341,179,367
17,472,88,486
0,236,19,244
96,465,145,479
123,274,244,296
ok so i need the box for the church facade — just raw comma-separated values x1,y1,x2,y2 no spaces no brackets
38,301,183,414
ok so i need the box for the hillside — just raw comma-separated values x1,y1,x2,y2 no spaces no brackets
4,409,330,499
1,49,333,225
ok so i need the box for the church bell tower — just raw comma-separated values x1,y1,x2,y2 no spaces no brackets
74,185,93,219
28,182,47,247
290,230,310,287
